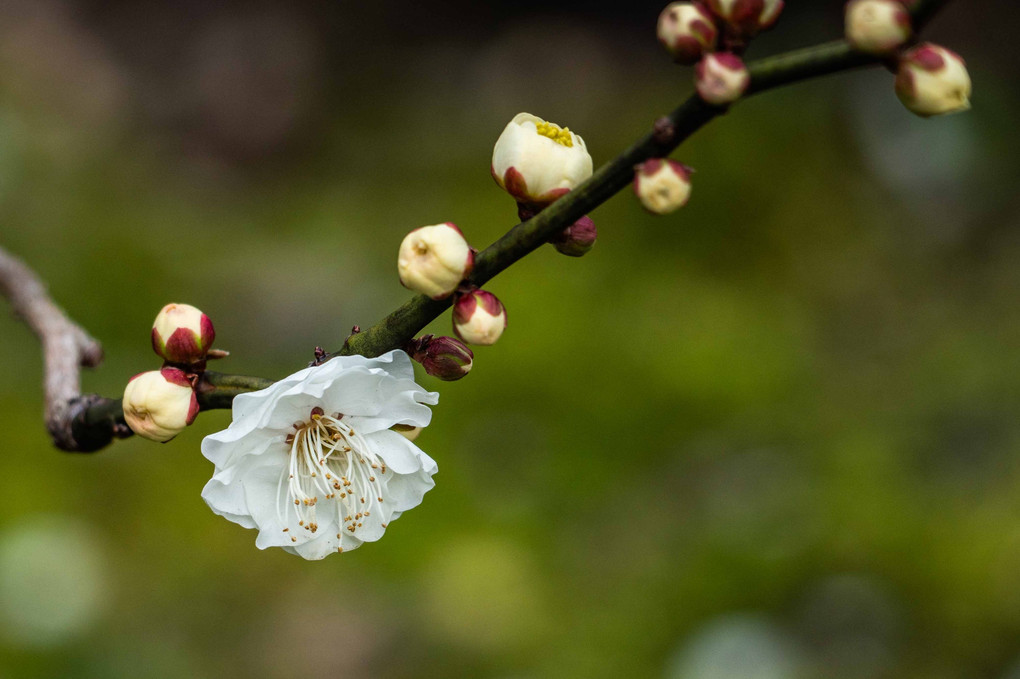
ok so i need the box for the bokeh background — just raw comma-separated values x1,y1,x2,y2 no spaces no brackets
1,0,1018,677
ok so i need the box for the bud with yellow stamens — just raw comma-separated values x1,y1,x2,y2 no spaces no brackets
491,113,593,207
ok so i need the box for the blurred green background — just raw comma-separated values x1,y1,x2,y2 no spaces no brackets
1,1,1019,677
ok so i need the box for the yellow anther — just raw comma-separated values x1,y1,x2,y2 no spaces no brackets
534,120,574,147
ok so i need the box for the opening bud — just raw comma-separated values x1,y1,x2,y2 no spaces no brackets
550,216,598,257
695,52,750,105
895,43,972,118
845,0,911,55
397,223,474,299
491,113,593,207
707,0,783,38
657,2,718,65
151,303,215,365
453,290,507,346
122,367,199,442
409,335,474,381
634,159,692,214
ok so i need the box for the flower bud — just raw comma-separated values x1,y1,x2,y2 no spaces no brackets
397,223,474,299
453,290,507,346
845,0,911,55
550,215,598,257
695,52,750,105
151,303,215,365
122,367,199,442
634,159,692,214
707,0,783,37
491,113,593,207
895,43,972,118
657,2,718,65
409,335,474,381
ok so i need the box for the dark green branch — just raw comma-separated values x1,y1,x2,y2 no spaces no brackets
69,0,952,451
340,0,951,359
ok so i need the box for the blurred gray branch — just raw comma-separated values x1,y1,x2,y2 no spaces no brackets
0,244,105,451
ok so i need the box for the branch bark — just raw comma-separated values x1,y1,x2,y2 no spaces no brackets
0,245,104,451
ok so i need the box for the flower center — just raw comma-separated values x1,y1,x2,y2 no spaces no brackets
534,121,574,147
280,408,388,551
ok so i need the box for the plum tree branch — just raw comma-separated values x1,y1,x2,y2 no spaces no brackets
7,0,950,452
338,0,951,359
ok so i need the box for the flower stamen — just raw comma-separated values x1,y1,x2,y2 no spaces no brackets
276,410,390,545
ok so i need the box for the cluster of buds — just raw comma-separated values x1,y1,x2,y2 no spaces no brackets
124,303,218,442
841,1,971,118
396,222,508,378
656,2,765,108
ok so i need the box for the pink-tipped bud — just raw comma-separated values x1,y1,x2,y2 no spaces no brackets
707,0,783,37
409,335,474,381
845,0,912,55
634,159,692,214
895,43,972,118
550,216,598,257
657,2,718,65
151,303,215,365
453,290,507,346
397,222,474,299
122,367,199,442
695,52,750,105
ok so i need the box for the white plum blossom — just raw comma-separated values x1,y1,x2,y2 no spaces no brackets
201,350,439,560
491,113,593,206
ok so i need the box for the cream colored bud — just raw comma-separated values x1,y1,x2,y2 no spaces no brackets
634,159,692,215
695,52,750,105
122,368,199,442
895,43,972,118
453,290,507,346
657,2,718,64
845,0,911,55
397,223,474,299
151,303,215,364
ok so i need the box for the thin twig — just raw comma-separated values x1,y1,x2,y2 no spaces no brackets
0,245,105,451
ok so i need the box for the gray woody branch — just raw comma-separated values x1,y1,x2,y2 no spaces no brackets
5,0,951,452
0,245,104,450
